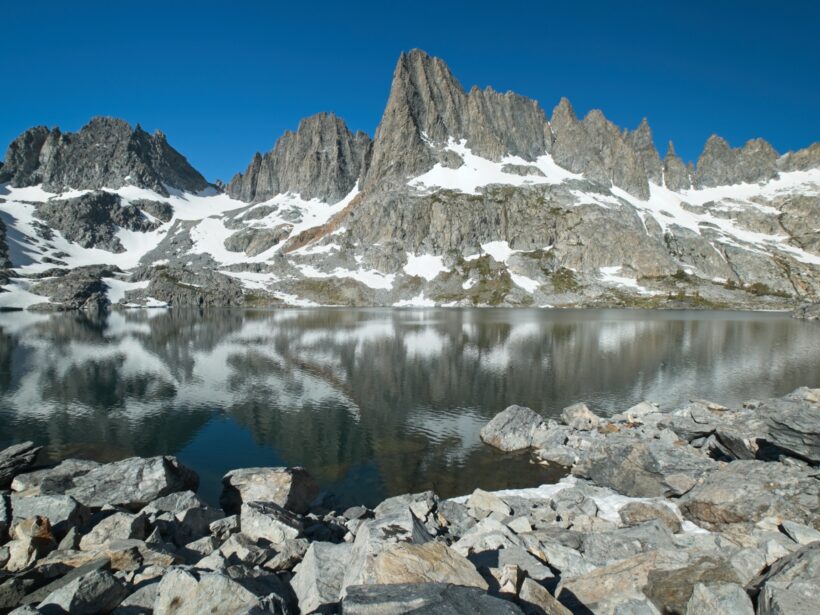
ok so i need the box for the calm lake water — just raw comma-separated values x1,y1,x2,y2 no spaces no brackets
1,308,818,507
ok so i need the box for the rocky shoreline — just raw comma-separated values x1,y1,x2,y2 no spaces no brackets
0,388,818,614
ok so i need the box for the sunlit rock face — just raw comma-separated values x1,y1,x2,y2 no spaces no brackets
1,49,819,311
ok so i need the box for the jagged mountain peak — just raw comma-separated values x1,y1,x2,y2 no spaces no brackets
0,116,210,196
695,133,778,188
227,111,371,204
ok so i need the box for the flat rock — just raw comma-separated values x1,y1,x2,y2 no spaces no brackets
619,501,682,533
480,405,545,452
679,460,819,530
518,577,572,615
362,541,488,589
11,459,100,495
0,443,41,489
763,398,820,463
780,520,820,546
65,456,198,511
644,554,741,614
220,467,319,515
153,567,264,615
685,582,754,615
572,434,716,498
341,582,525,614
239,501,303,544
467,489,512,516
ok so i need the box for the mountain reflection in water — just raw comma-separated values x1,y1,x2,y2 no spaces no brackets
1,308,818,507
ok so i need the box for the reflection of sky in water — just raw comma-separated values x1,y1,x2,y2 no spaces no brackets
0,308,818,507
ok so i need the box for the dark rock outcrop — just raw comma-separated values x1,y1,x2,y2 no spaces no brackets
29,264,120,312
0,442,41,489
34,191,161,253
663,141,692,191
0,117,210,196
227,112,371,203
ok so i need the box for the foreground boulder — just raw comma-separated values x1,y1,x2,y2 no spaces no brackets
341,583,525,614
220,467,319,515
64,456,198,510
0,443,41,489
38,567,128,614
480,405,545,452
678,460,819,530
153,567,279,615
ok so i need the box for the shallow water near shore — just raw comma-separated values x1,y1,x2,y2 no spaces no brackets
0,307,818,507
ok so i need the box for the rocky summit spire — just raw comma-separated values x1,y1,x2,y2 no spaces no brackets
625,118,663,185
663,141,691,191
0,117,210,196
363,49,551,190
694,135,778,188
227,112,371,204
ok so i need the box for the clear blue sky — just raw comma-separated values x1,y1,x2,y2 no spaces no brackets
1,1,818,182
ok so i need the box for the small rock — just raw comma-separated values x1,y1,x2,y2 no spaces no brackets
79,512,147,550
239,501,303,544
518,577,572,615
468,489,512,516
780,520,820,546
560,403,600,430
209,514,239,541
5,516,56,571
507,516,533,534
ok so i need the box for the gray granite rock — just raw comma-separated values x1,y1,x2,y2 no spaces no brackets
220,466,319,515
29,265,120,312
12,459,100,495
685,582,754,615
480,405,545,452
153,567,266,615
0,443,41,490
341,582,525,614
38,568,127,615
663,141,692,191
239,501,303,545
228,112,370,204
65,456,198,511
0,117,209,195
10,494,90,540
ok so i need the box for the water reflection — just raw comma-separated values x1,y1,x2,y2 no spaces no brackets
0,308,818,507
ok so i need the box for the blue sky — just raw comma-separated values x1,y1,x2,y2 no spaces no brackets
1,1,818,182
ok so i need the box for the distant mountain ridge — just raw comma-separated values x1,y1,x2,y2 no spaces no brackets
0,49,818,312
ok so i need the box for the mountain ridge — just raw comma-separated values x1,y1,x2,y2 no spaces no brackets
0,49,818,313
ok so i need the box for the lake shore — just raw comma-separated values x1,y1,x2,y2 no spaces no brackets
1,387,818,613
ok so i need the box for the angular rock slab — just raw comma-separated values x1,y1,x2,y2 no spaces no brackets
572,434,716,498
291,541,354,614
0,442,41,489
341,583,525,614
363,541,488,589
679,460,819,530
66,456,198,511
10,494,90,540
220,467,319,515
239,501,303,544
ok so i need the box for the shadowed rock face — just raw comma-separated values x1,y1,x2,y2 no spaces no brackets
227,112,371,204
0,117,210,196
663,141,692,191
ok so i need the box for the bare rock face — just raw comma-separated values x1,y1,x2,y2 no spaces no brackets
694,135,778,187
220,467,320,515
779,142,820,171
583,109,650,199
228,112,371,203
549,98,609,185
363,49,551,189
0,442,42,489
625,118,663,185
663,141,692,191
0,117,210,196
